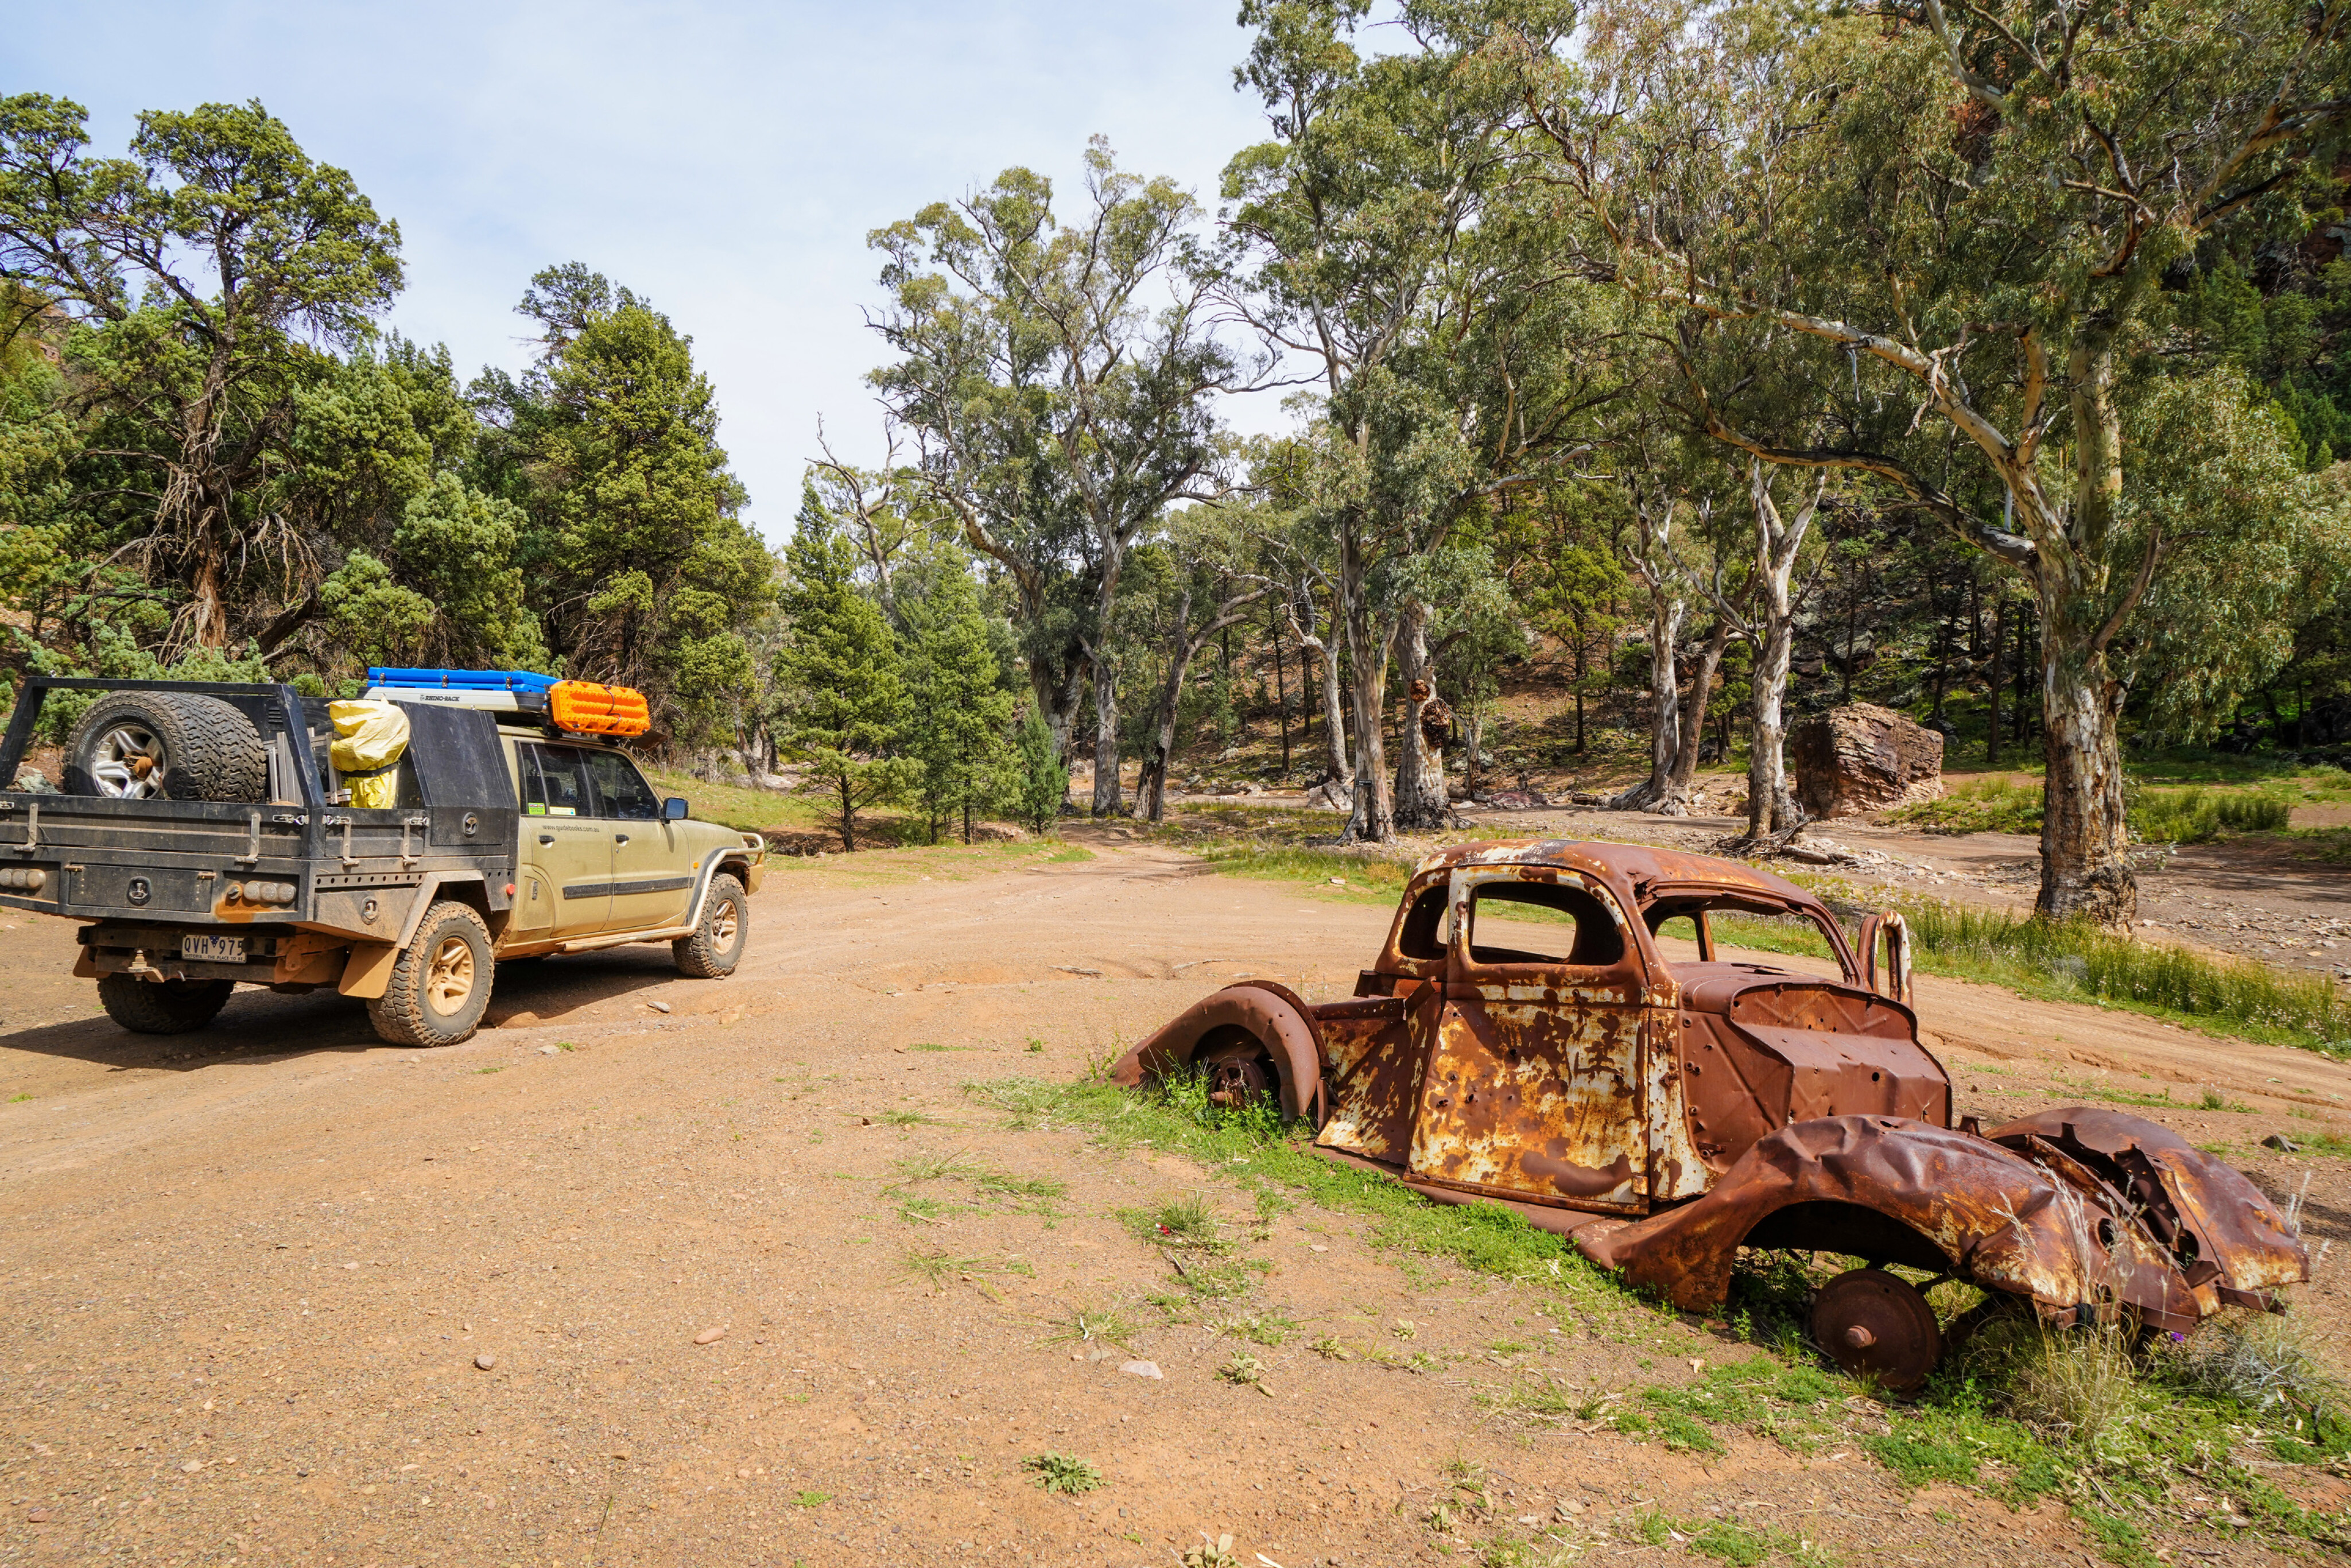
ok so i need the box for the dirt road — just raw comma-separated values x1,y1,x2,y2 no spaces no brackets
2,843,2346,1566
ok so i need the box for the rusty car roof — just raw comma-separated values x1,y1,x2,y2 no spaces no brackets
1410,839,1822,905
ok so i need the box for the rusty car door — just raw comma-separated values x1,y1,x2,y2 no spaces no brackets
1406,865,1652,1213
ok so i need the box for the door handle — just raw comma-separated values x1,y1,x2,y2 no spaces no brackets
614,833,630,845
538,833,555,845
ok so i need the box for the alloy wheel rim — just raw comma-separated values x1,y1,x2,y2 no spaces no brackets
712,901,740,948
426,936,476,1016
92,725,167,798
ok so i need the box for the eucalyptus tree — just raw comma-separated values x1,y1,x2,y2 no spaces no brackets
1130,503,1272,821
1514,0,2351,922
1222,0,1603,839
0,94,402,651
1716,461,1827,843
807,422,931,630
869,139,1242,816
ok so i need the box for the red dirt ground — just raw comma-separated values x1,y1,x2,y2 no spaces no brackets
1,841,2345,1566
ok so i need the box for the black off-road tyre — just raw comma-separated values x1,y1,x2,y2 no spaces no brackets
672,874,748,978
97,975,235,1034
367,902,494,1047
65,692,266,802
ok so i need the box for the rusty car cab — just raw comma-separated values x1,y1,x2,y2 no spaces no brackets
1310,841,1940,1214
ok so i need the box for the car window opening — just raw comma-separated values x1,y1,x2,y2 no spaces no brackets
1395,883,1450,960
1465,882,1626,968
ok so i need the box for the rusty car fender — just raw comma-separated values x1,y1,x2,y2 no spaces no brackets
1572,1112,2274,1329
1988,1107,2307,1303
1108,980,1325,1124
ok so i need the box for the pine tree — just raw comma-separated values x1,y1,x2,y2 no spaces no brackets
1004,703,1069,836
905,563,1014,844
774,521,911,852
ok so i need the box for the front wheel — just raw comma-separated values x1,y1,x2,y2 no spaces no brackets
97,975,234,1034
1811,1267,1942,1394
368,901,494,1046
673,874,748,977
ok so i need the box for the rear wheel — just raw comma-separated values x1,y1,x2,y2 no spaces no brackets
367,902,494,1046
96,975,234,1034
673,874,748,977
1194,1028,1284,1114
65,692,266,802
1812,1267,1942,1394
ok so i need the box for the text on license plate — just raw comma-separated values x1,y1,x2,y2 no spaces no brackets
181,934,246,963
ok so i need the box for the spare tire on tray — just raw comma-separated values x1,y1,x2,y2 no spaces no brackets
64,692,268,802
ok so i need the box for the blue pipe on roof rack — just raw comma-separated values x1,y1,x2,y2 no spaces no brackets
366,667,560,693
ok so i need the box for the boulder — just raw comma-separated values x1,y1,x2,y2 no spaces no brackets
1302,778,1352,812
1790,703,1945,818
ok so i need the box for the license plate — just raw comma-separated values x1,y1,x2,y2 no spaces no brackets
181,934,246,963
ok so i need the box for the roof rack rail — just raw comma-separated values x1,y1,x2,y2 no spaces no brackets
360,668,651,739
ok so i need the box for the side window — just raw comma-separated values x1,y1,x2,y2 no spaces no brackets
520,745,592,817
585,749,659,820
1465,880,1628,968
1395,883,1452,960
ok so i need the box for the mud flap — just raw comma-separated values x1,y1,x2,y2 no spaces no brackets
337,941,399,1000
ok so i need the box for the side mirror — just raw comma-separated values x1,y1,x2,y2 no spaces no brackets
662,796,689,821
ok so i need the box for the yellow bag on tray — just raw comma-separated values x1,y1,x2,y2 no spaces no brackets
328,699,412,808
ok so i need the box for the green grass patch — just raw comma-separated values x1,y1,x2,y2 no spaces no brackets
1020,1451,1103,1495
1889,774,2043,835
962,1073,1638,1321
1117,1191,1227,1251
1887,895,2351,1057
2132,786,2292,843
1775,875,2351,1058
1887,774,2296,843
2041,1074,2252,1113
1195,843,1418,904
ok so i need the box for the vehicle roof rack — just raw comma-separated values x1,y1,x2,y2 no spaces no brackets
362,669,651,739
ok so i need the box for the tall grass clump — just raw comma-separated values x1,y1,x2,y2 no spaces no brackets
2132,786,2292,844
2154,1310,2349,1456
1894,898,2351,1056
1889,775,2043,835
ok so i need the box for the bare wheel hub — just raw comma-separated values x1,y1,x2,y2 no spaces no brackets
1200,1047,1275,1110
425,935,476,1018
1811,1268,1941,1394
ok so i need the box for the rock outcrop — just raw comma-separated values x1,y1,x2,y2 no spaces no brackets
1790,704,1945,818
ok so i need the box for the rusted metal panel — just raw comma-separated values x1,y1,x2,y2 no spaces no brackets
1109,979,1325,1123
1577,1111,2306,1329
1122,835,2306,1356
1988,1108,2309,1299
1394,863,1657,1212
1406,995,1648,1210
1644,1006,1712,1202
1313,992,1427,1166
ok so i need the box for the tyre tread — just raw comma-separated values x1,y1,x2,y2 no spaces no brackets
96,974,234,1034
672,874,747,978
367,901,494,1047
65,692,266,802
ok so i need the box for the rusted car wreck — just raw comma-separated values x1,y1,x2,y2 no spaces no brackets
1113,840,2307,1390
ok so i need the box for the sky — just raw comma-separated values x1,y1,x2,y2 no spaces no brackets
3,0,1287,540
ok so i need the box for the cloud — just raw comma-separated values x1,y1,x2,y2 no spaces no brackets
9,0,1277,537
